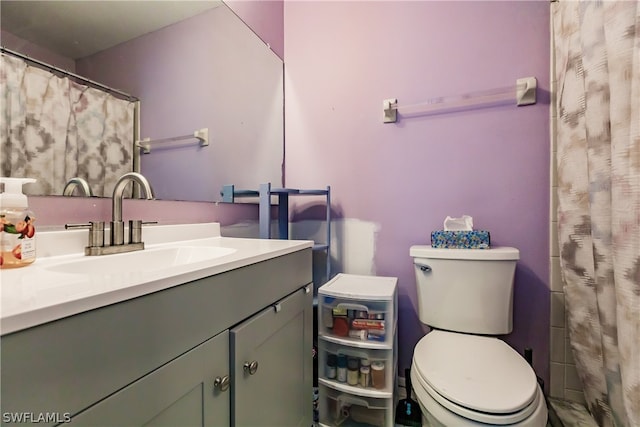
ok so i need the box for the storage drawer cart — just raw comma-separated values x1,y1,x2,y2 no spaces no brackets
317,274,398,427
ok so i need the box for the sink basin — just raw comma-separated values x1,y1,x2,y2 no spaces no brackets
45,246,237,275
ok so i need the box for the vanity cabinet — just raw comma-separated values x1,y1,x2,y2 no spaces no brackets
231,287,311,426
0,248,313,427
71,330,231,426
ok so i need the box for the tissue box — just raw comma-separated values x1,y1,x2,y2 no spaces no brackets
431,230,490,249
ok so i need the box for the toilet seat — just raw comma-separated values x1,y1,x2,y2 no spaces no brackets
412,330,539,425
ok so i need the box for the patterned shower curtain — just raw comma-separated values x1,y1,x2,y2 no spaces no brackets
552,1,639,426
0,54,135,197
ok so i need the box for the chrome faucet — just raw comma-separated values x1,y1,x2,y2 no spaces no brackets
111,172,154,246
65,172,155,256
63,177,93,197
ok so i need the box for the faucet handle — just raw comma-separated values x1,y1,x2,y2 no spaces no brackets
128,220,158,244
65,221,105,248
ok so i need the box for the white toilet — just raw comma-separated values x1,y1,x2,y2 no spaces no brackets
409,245,548,426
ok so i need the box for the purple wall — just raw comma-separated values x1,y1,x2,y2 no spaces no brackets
1,30,76,71
76,5,283,202
29,196,259,228
284,1,551,387
225,0,285,60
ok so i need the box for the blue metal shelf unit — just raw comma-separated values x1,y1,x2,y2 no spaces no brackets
221,183,332,283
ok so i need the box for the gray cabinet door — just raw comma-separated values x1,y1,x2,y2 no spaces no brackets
230,285,313,427
71,331,230,427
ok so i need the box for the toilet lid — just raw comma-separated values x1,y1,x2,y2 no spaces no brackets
413,330,538,414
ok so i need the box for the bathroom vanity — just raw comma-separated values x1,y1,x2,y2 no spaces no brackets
0,223,314,426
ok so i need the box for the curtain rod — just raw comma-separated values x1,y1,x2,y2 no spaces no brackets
0,46,138,102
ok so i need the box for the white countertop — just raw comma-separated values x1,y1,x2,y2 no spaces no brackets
1,223,312,335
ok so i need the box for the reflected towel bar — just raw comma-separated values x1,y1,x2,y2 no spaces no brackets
383,77,537,123
135,128,209,154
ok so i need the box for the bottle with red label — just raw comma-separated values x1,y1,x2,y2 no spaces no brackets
1,177,37,269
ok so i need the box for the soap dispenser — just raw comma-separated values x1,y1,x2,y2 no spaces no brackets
0,177,37,268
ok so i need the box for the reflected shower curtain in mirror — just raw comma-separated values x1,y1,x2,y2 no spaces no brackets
0,54,135,197
553,1,639,426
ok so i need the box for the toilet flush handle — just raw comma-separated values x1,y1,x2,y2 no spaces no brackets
415,262,432,273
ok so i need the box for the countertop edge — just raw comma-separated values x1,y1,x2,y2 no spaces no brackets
1,238,313,336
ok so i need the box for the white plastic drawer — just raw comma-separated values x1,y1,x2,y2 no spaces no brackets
318,296,395,348
318,384,393,427
319,274,397,301
318,339,394,398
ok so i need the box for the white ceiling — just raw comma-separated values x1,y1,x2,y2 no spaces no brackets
1,1,223,59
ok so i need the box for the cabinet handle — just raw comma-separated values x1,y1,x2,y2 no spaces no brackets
213,375,230,392
243,361,259,375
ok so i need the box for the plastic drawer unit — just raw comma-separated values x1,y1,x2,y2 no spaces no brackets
317,273,398,427
318,384,393,427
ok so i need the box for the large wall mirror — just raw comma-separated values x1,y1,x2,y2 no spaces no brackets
0,1,284,202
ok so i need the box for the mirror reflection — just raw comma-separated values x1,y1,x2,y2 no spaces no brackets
0,1,284,202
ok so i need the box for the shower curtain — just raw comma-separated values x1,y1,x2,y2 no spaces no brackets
552,1,639,426
0,53,135,197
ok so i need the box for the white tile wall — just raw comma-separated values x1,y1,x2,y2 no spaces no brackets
550,362,565,398
550,171,585,404
550,327,565,363
550,257,563,292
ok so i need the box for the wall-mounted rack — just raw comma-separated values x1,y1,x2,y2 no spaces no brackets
135,128,209,154
223,182,333,396
383,76,537,123
221,183,332,285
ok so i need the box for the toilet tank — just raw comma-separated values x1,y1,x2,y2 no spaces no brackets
410,245,519,335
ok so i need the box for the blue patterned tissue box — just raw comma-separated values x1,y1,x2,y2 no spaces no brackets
431,230,491,249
